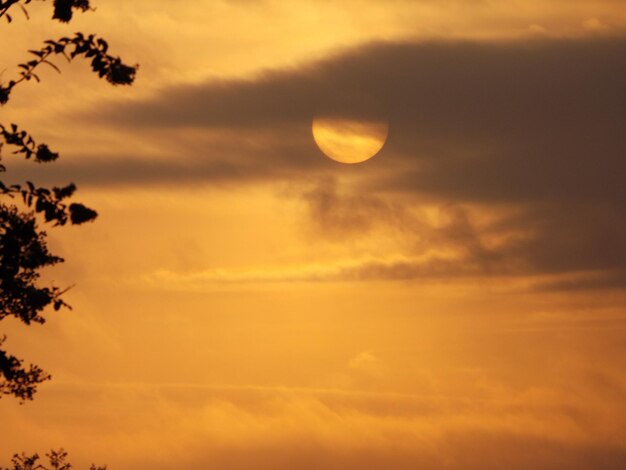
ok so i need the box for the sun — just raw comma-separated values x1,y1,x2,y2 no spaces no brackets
312,117,389,164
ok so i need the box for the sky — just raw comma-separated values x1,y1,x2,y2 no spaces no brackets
1,1,625,468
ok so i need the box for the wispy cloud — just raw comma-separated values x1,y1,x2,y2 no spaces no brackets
3,376,625,469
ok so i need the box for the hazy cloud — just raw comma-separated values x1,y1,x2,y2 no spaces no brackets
2,381,625,470
51,36,626,286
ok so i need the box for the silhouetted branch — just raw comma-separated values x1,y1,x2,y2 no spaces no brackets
0,123,59,166
0,0,27,23
0,336,51,401
1,449,106,470
0,123,98,226
0,205,69,323
0,203,71,400
0,33,137,104
1,0,92,24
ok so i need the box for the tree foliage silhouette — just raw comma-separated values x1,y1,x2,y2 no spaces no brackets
0,449,106,470
0,0,136,402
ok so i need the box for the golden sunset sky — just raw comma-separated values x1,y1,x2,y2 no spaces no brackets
1,1,625,468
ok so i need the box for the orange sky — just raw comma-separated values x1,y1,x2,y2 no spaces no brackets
1,1,625,468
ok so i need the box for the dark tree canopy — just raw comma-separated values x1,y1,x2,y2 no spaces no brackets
0,0,137,401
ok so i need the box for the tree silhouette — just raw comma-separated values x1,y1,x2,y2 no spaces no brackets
0,449,106,470
1,2,135,467
0,0,136,402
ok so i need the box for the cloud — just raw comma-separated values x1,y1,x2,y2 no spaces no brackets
298,179,626,284
2,380,626,470
62,36,624,205
24,36,622,287
348,351,384,379
139,254,508,289
531,270,626,292
89,36,625,204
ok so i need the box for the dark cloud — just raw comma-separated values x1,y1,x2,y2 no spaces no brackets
79,37,624,202
299,177,409,236
299,179,626,285
56,36,626,286
91,36,625,206
3,126,327,188
532,270,626,292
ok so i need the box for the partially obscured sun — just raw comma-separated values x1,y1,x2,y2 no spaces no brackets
312,117,389,164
